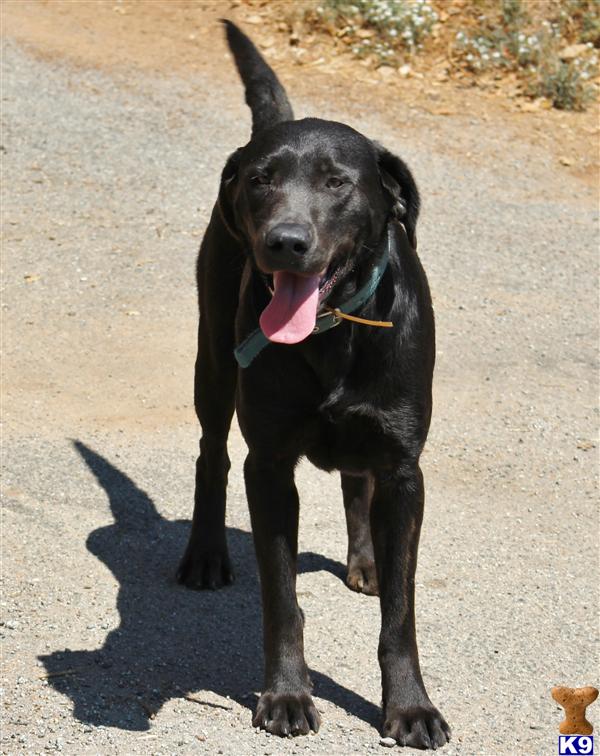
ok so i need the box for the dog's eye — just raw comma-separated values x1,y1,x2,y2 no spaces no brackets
251,174,271,186
326,177,345,189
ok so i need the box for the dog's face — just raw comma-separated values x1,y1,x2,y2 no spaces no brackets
220,119,418,277
218,118,419,343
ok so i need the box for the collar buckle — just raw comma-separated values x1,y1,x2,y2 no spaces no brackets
313,311,341,334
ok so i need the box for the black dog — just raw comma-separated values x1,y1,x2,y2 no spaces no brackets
177,21,450,750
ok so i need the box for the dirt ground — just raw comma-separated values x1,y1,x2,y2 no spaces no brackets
1,1,599,755
4,0,600,184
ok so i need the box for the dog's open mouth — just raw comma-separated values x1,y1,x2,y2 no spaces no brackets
260,270,323,344
259,260,347,345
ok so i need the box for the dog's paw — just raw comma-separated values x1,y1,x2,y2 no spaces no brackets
382,704,450,750
176,546,234,590
253,690,321,737
346,554,378,595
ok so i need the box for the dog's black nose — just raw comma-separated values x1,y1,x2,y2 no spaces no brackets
265,224,311,256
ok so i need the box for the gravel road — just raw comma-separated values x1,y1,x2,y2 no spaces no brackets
1,20,598,756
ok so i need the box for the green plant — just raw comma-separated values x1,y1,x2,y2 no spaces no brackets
533,58,596,110
314,0,439,62
556,0,600,46
501,0,525,29
452,0,599,110
307,0,599,110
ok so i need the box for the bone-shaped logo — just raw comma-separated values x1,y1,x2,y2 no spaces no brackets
552,685,598,735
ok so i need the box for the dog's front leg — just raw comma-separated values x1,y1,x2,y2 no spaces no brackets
371,464,451,750
177,318,236,590
244,452,320,737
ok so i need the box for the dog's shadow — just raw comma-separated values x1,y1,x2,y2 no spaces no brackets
39,441,379,732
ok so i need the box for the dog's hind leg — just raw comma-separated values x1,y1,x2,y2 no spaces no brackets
177,217,242,590
341,473,378,596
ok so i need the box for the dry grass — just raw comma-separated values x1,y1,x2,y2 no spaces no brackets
299,0,599,110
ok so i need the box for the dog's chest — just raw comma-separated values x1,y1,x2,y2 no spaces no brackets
305,394,404,474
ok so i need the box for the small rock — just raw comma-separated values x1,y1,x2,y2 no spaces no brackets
559,43,588,61
520,98,551,112
378,66,395,79
380,736,396,747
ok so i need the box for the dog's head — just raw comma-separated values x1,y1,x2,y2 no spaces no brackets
221,119,418,270
218,120,419,344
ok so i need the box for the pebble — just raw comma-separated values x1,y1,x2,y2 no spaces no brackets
379,736,396,747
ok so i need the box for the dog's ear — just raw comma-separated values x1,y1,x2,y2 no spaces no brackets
217,148,243,239
374,143,420,249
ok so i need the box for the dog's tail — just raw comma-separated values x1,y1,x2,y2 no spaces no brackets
222,19,294,136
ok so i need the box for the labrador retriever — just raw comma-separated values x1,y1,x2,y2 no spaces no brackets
177,20,450,749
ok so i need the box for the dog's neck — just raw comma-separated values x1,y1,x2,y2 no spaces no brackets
318,223,391,314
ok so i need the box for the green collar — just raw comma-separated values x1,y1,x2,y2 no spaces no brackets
234,226,391,368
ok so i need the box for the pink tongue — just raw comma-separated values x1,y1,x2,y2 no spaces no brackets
260,271,321,344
